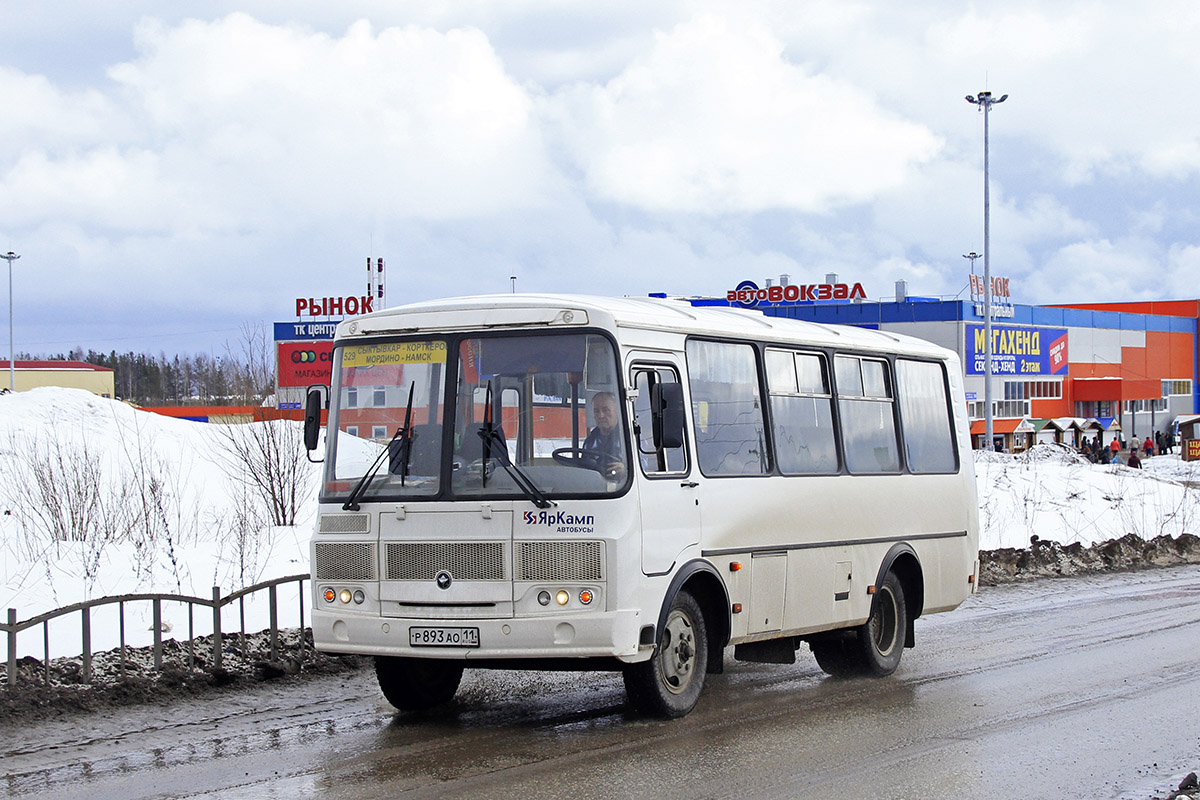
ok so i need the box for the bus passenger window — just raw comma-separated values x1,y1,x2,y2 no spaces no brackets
835,355,899,473
896,359,957,473
767,350,837,474
685,340,769,476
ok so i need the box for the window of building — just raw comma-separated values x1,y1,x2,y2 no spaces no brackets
969,399,1029,419
1124,398,1168,413
1163,380,1192,396
1003,380,1063,400
372,425,387,439
347,387,358,408
373,387,387,407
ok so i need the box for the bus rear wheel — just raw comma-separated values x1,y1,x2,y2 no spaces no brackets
623,590,708,718
810,571,906,678
375,656,464,711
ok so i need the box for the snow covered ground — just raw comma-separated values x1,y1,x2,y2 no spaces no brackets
3,387,1199,659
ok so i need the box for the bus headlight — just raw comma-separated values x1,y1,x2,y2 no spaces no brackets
339,589,353,604
538,591,552,606
579,590,593,605
323,588,336,603
555,590,570,606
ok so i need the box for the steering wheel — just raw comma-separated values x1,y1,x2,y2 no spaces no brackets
552,447,607,472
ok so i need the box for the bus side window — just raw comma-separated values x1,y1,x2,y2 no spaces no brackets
633,367,688,475
766,349,838,474
685,340,770,476
896,359,958,473
835,355,900,473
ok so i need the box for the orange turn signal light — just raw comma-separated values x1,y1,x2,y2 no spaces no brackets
729,562,742,572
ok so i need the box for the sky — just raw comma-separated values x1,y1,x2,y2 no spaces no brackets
4,387,1200,659
4,2,1200,357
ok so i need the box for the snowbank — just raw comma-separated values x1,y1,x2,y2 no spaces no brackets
0,388,318,657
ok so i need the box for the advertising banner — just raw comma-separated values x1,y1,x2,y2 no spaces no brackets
966,324,1068,376
277,341,335,387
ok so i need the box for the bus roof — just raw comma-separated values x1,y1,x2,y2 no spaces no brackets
338,293,954,360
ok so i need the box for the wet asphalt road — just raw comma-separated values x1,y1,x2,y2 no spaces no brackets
4,565,1200,800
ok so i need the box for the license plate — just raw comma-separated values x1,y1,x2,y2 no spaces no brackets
409,626,480,648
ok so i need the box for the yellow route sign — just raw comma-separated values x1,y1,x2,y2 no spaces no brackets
342,341,446,367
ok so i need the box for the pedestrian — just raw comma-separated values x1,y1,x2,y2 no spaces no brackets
1109,437,1120,460
1143,436,1154,457
1156,431,1164,455
1127,449,1142,468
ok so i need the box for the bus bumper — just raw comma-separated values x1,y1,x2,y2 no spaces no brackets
311,607,645,660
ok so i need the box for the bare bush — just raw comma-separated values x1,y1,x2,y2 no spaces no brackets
214,418,312,527
2,428,138,595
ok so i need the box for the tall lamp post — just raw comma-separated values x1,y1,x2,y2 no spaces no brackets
965,90,1007,450
1,251,18,392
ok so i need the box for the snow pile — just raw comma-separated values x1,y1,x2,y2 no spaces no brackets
974,445,1200,550
0,388,318,657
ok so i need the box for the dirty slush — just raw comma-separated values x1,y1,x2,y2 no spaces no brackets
2,535,1199,799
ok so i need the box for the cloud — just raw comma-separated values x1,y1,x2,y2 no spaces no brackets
550,14,942,214
2,14,558,239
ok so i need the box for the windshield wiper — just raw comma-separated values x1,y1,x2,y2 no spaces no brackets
477,379,555,509
396,382,416,486
342,382,415,510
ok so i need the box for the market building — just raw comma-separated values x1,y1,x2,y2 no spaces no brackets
678,277,1198,453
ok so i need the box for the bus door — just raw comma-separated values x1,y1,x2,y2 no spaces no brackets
629,360,700,575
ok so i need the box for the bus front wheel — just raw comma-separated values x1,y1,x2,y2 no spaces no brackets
810,570,907,678
623,590,708,718
375,656,464,711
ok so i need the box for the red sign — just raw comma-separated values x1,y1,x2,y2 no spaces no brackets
969,274,1011,300
1185,439,1200,463
727,279,866,308
278,341,334,387
294,296,374,317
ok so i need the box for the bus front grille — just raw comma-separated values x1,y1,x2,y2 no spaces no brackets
516,541,604,582
385,542,506,582
313,542,377,581
318,513,370,534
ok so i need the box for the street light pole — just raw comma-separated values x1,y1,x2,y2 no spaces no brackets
966,90,1007,450
0,251,18,392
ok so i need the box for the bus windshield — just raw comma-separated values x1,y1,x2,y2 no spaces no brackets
321,331,628,503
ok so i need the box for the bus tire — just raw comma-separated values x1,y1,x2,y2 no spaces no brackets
810,571,906,678
623,590,708,718
375,656,464,711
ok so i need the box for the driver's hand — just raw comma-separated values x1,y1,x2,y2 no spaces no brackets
604,460,626,480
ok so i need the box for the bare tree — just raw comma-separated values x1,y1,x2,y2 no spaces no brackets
225,321,276,405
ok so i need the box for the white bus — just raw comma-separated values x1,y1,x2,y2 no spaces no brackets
304,294,980,718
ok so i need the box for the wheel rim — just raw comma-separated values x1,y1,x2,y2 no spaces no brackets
871,586,900,657
659,608,697,694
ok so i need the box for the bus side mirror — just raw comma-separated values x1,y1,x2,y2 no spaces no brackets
304,385,327,454
651,382,685,449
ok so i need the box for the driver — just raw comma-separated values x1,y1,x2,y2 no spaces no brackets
584,391,626,480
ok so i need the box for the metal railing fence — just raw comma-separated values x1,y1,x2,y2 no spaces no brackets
3,573,310,688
